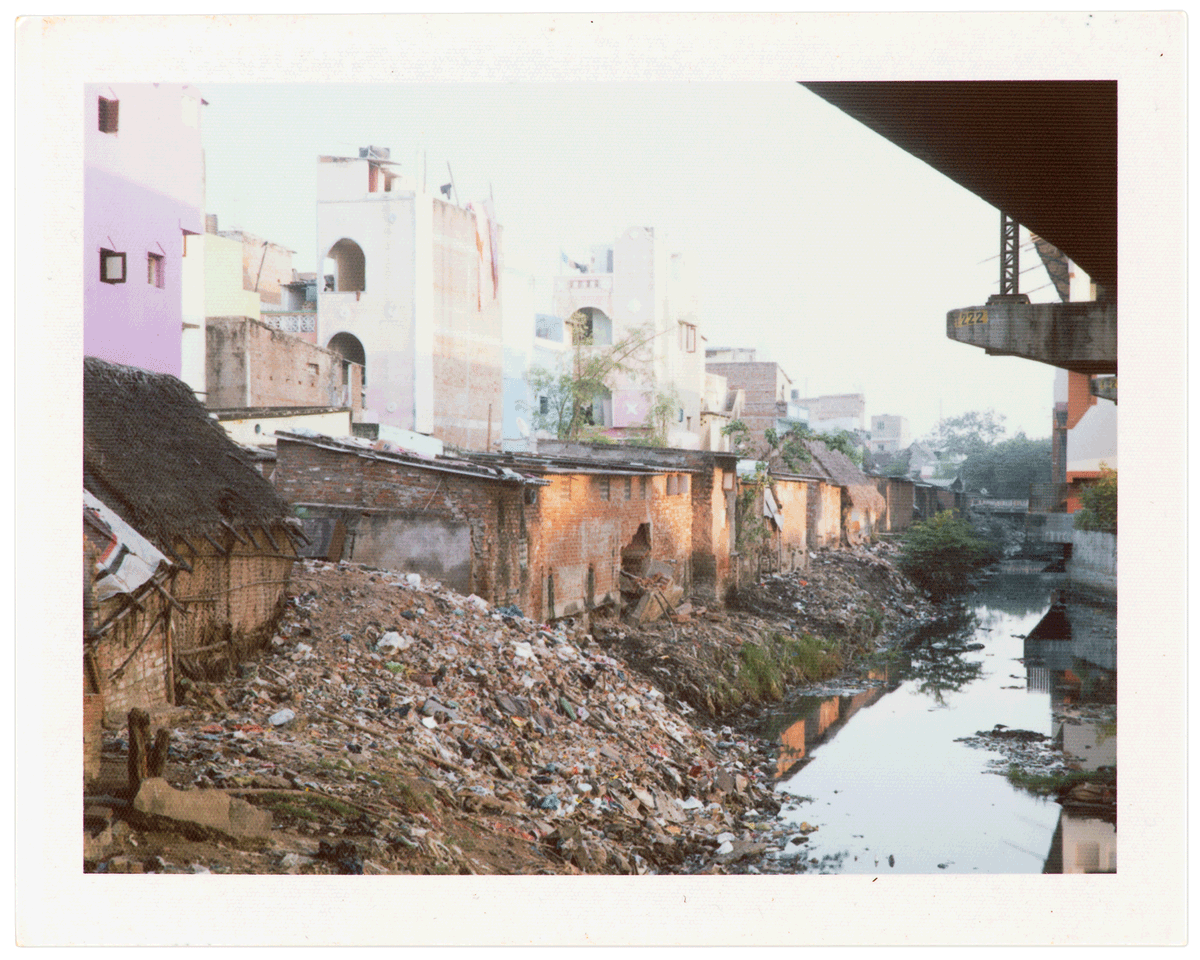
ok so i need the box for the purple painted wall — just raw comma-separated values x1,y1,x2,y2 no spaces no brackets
84,84,205,376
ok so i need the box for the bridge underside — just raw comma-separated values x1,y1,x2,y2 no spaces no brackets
947,300,1117,376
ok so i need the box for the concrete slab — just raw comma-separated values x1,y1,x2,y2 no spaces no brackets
946,300,1116,374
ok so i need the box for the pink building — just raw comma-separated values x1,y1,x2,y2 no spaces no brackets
84,84,206,375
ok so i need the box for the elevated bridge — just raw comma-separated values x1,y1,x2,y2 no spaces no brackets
801,82,1117,385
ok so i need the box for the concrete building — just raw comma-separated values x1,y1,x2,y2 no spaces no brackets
85,83,206,378
790,392,866,435
705,348,807,456
869,414,910,455
551,227,706,448
316,146,504,451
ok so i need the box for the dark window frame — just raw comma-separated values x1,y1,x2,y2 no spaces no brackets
99,248,126,284
98,96,119,134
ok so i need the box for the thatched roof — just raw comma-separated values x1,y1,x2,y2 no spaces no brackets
802,440,887,514
84,357,294,551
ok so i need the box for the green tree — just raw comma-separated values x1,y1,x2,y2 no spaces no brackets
961,433,1051,498
898,511,995,599
926,409,1007,458
523,324,662,441
1074,463,1117,533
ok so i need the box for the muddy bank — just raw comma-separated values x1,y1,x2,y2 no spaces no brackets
84,545,939,876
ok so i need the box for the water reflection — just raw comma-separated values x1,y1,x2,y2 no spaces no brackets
768,571,1116,874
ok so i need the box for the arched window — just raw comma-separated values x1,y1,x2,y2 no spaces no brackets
568,307,613,346
323,238,366,293
327,332,367,393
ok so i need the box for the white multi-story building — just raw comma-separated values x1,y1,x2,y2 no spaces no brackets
551,227,706,448
316,146,503,451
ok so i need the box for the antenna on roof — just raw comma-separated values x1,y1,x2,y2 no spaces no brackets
446,162,459,206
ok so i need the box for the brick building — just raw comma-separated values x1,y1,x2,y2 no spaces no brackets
705,349,807,455
205,315,363,418
273,433,743,620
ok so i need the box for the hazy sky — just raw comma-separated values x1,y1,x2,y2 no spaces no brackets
200,81,1064,443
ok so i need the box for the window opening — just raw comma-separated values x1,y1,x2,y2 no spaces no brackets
146,252,165,288
98,96,119,134
99,249,126,284
596,476,610,501
324,238,366,293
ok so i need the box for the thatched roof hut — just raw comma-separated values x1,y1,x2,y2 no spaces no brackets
803,440,887,515
84,357,296,557
84,357,301,691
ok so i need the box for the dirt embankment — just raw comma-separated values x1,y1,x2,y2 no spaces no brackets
85,544,936,877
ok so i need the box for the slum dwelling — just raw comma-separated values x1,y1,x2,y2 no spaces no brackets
84,358,303,731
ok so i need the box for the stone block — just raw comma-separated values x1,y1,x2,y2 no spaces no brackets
131,778,272,842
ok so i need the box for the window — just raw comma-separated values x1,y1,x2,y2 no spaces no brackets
667,475,678,496
147,252,165,288
685,323,696,352
98,96,119,134
624,476,633,500
595,476,610,501
99,248,126,284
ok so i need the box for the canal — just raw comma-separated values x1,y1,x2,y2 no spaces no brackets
760,564,1116,875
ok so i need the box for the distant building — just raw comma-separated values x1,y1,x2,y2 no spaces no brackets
869,414,910,454
551,227,705,447
85,83,206,378
705,348,806,456
316,146,504,451
791,392,866,435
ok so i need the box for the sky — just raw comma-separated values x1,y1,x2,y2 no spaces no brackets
199,81,1062,443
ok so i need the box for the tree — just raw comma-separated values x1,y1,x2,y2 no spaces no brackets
1074,463,1117,533
522,324,667,442
926,409,1007,458
898,511,995,599
722,421,863,471
961,433,1051,498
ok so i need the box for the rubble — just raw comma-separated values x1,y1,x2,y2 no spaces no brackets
84,546,935,876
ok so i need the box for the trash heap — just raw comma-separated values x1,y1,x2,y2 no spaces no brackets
89,560,809,876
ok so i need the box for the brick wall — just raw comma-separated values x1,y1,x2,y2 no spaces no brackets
169,535,295,681
275,438,531,610
206,316,362,417
807,480,842,549
91,592,172,726
531,470,694,621
431,200,504,451
874,477,914,532
705,361,791,454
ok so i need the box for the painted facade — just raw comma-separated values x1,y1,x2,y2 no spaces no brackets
316,147,504,451
84,84,205,376
551,228,706,448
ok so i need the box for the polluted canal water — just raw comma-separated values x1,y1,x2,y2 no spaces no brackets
760,565,1116,875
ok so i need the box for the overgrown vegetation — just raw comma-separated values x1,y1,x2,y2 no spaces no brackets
897,511,997,599
722,420,863,470
1074,463,1117,534
1004,765,1116,797
733,632,844,703
522,322,675,443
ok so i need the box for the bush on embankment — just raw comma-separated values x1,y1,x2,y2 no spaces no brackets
897,511,997,600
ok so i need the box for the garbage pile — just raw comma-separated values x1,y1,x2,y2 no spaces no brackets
88,560,810,876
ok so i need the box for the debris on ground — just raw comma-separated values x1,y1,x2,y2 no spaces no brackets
84,546,938,876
